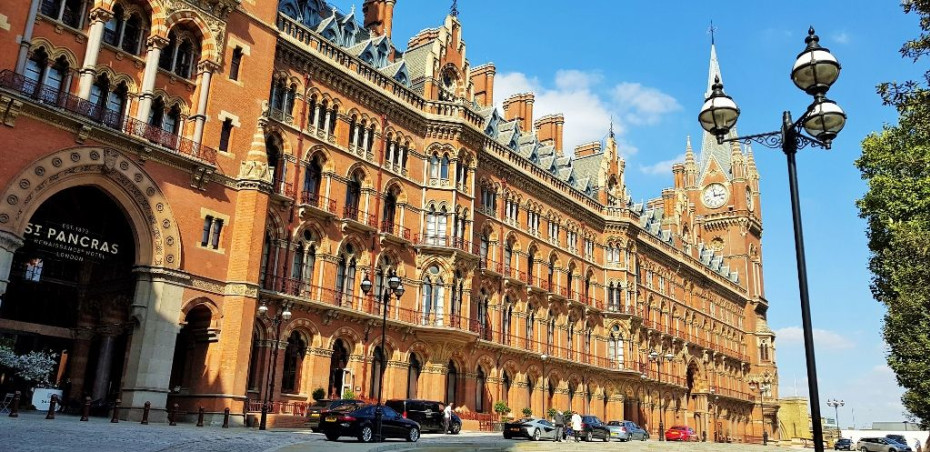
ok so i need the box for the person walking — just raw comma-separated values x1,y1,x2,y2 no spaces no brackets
442,402,453,434
571,411,583,442
553,410,565,442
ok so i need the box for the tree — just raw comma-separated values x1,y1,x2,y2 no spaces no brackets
856,0,930,429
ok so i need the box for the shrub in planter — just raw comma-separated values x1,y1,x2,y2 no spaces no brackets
493,401,511,420
522,407,533,418
312,388,325,401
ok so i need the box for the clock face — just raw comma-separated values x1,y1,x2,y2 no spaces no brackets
702,183,728,209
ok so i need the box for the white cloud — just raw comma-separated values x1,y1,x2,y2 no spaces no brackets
494,70,680,157
831,32,851,45
775,326,855,350
640,153,686,175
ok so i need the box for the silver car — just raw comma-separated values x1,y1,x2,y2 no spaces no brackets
856,437,913,452
606,420,649,441
503,417,561,441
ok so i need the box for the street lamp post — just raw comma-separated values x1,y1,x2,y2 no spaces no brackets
541,354,548,419
827,399,844,441
360,270,404,442
649,350,675,441
257,302,292,431
698,27,846,452
750,381,771,445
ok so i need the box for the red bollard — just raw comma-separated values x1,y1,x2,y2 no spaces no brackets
141,401,150,425
110,399,121,423
80,396,90,421
196,406,204,427
8,391,20,418
45,394,57,419
222,407,230,428
169,403,178,426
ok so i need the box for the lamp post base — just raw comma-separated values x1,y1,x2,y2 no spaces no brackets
374,406,383,442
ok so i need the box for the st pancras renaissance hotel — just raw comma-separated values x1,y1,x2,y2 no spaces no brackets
0,0,779,442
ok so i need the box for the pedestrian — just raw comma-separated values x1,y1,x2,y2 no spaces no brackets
571,411,583,442
553,410,565,442
442,402,453,434
915,438,922,452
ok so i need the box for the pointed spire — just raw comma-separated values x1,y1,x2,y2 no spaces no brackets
609,115,615,138
746,143,758,177
685,135,694,160
450,0,459,17
700,38,736,180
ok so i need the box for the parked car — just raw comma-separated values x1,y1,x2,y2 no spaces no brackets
605,420,648,441
665,425,698,441
857,436,912,452
318,404,420,443
886,435,909,446
834,438,853,450
384,399,461,434
568,415,611,442
502,417,560,441
307,399,363,431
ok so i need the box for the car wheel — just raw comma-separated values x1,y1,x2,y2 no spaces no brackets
586,431,593,442
324,432,339,441
406,426,420,442
503,433,512,440
532,429,541,441
603,432,609,442
358,425,373,443
451,422,461,434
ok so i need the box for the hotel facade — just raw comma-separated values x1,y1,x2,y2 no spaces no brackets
0,0,778,440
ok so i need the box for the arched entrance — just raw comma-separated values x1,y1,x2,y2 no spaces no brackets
328,339,348,398
1,186,136,410
406,354,420,399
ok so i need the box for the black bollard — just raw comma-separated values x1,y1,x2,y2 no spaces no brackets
8,391,20,418
80,396,90,421
222,407,230,428
141,401,151,425
45,394,58,419
169,403,178,426
110,399,121,423
196,406,204,427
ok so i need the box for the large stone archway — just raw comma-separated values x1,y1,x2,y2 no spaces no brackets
0,146,187,420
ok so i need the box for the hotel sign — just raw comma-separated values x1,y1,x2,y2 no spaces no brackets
24,221,121,262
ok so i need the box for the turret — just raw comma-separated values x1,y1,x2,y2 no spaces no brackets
362,0,396,39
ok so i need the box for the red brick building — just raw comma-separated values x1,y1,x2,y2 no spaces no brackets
0,0,777,440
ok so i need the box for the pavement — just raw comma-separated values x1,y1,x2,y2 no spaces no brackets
0,411,807,451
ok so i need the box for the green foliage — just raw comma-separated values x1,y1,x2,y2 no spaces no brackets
0,345,57,385
547,407,559,419
522,407,533,417
493,400,511,417
312,387,326,401
342,389,356,400
857,0,930,429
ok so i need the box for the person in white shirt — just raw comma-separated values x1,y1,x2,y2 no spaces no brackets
570,411,583,442
443,402,453,434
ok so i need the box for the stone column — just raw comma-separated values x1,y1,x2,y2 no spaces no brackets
191,61,217,146
15,0,42,75
91,335,116,400
135,36,170,122
77,8,113,99
0,231,24,306
119,267,188,422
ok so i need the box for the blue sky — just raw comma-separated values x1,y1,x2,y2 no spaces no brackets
329,0,924,427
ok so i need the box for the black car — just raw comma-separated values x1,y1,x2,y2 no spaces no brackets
319,404,420,443
307,399,363,431
384,399,461,434
835,438,853,450
572,415,611,442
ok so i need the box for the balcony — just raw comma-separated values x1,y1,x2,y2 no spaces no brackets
342,205,377,232
264,107,294,125
415,235,478,259
298,192,337,220
271,180,295,201
501,265,526,286
379,220,411,244
0,70,217,165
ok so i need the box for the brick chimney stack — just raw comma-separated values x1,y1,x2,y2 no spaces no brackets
502,93,535,133
471,63,496,108
574,141,602,158
534,114,564,152
363,0,396,39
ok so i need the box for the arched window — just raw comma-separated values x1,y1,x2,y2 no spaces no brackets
479,230,490,263
40,0,87,29
477,290,489,339
446,361,458,406
526,247,536,281
450,271,463,327
291,229,315,292
158,29,200,79
345,171,362,216
429,153,440,179
440,154,450,180
567,322,575,356
421,265,444,325
426,205,438,245
260,231,274,285
475,367,486,412
547,256,556,290
546,311,554,354
369,345,384,398
407,354,421,399
265,135,283,189
281,331,306,393
503,237,514,273
502,301,513,345
382,187,398,232
26,51,70,103
438,206,448,243
335,244,357,306
526,309,535,347
246,324,263,390
103,4,147,54
303,155,323,202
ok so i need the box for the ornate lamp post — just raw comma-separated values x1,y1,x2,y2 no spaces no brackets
698,28,845,452
649,350,675,441
541,354,548,419
360,269,404,442
827,399,844,441
257,301,292,431
750,381,771,445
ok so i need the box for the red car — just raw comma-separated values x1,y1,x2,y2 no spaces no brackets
664,425,697,441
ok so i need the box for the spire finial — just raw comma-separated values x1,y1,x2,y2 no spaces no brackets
708,20,717,45
609,115,615,138
451,0,459,17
